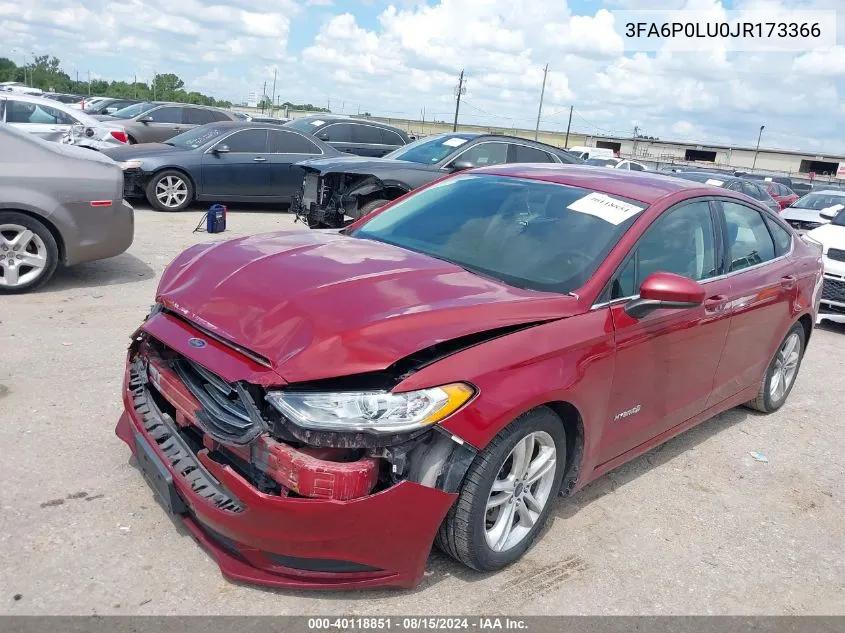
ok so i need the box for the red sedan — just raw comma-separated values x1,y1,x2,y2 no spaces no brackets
762,180,800,210
116,165,823,589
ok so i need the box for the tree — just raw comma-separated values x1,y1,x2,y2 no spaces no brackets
152,73,185,100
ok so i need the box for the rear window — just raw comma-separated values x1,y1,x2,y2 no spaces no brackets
352,174,646,294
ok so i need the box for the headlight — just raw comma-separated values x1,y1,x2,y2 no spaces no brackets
265,383,475,433
120,160,143,170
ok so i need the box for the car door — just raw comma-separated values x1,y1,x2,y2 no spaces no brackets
350,124,391,157
5,99,78,141
706,200,798,405
137,106,185,142
266,129,323,198
598,198,733,463
316,123,357,154
200,128,270,199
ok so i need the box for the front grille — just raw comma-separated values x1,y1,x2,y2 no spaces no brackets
173,358,264,445
822,277,845,303
828,248,845,263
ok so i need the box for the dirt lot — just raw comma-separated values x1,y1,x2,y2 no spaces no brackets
1,204,844,615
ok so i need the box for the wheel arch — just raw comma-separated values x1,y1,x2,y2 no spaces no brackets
148,167,197,203
797,312,814,348
0,207,65,264
535,401,585,497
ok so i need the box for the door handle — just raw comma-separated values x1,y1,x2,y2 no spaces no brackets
253,157,267,162
704,295,729,311
780,275,797,289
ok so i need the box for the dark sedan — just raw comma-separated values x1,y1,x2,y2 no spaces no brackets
672,171,781,214
102,122,344,211
284,115,410,157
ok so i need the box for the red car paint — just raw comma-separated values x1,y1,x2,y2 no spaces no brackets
762,181,799,210
116,165,823,590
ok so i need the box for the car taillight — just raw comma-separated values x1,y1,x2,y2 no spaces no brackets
110,130,128,143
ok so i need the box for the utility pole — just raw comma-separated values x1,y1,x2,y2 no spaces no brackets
752,125,765,169
327,96,331,111
564,105,573,148
632,125,640,156
453,69,465,132
270,68,277,114
534,63,549,141
87,70,91,95
153,70,157,100
261,80,267,113
76,70,79,94
133,74,137,98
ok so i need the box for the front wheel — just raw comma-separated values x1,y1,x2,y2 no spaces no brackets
357,199,389,219
145,170,194,212
436,407,566,571
745,322,806,413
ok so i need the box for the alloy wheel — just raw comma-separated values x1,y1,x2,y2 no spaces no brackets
484,430,557,553
155,175,188,209
769,331,801,402
0,224,48,289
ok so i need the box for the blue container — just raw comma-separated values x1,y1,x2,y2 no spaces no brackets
207,204,227,233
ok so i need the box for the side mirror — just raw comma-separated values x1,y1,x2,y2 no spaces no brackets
138,115,153,124
624,272,706,319
212,144,230,154
449,160,475,172
317,131,330,141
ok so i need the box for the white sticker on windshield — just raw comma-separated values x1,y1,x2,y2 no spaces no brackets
705,178,725,186
567,192,643,225
310,120,325,126
764,177,773,181
442,137,468,147
822,203,844,213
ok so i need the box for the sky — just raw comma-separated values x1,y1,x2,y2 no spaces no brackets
2,0,845,153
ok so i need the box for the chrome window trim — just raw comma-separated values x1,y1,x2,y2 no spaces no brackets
266,129,324,156
318,121,405,146
203,127,271,154
442,140,559,168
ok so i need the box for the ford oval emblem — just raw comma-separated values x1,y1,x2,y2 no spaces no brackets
188,338,207,348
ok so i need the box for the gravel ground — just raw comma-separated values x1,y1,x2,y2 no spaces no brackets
1,204,844,615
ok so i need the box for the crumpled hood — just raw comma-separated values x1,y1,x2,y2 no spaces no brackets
782,206,831,224
155,230,580,383
297,155,439,176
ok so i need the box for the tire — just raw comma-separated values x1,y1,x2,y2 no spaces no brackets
357,199,389,219
436,407,566,572
745,322,806,413
145,170,194,212
0,211,60,294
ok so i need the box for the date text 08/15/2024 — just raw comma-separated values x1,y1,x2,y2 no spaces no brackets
308,618,529,631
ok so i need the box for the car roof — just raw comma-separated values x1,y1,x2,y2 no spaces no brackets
804,189,845,195
473,164,707,204
198,121,307,131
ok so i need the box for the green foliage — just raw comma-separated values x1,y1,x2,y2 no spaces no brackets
279,101,330,112
0,56,231,108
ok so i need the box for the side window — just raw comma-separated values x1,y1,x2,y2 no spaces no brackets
722,202,776,272
725,181,742,192
352,125,384,144
7,100,76,124
380,128,406,146
146,107,182,123
209,110,231,122
220,129,268,153
629,162,645,171
185,108,214,125
452,142,508,167
320,123,353,142
741,181,764,200
268,130,320,154
616,161,631,170
511,144,555,163
610,201,717,299
764,215,793,256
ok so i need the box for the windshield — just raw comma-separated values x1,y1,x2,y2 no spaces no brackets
110,101,158,119
165,124,226,148
792,192,845,211
351,174,645,294
382,133,477,164
673,172,729,187
585,158,618,167
284,117,329,133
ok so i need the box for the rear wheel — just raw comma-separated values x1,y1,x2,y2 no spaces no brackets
436,407,566,571
745,322,805,413
145,170,194,212
0,212,59,294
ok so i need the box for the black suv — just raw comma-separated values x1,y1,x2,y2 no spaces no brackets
284,115,410,157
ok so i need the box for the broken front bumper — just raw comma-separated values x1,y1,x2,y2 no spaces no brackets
115,349,457,589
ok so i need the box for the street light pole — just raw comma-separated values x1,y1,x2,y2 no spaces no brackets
752,125,765,169
534,63,548,141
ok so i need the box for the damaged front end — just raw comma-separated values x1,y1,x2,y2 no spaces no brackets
293,169,400,229
116,312,480,588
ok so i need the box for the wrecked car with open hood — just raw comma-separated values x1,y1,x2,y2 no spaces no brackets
116,164,820,589
291,132,582,228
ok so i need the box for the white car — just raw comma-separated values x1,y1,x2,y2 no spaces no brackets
0,92,128,150
584,157,648,171
806,207,845,324
782,189,845,233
